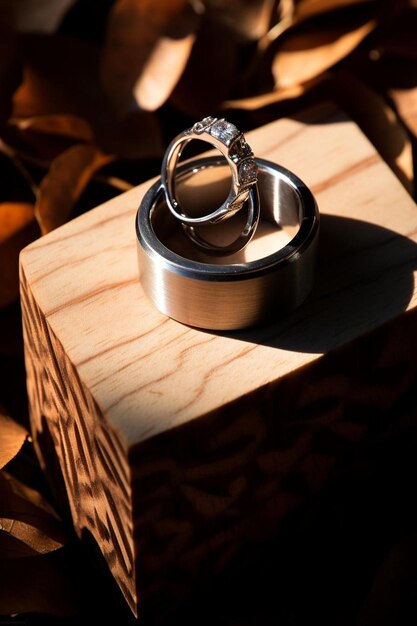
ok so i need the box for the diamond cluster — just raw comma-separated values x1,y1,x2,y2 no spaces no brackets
191,116,216,135
238,159,257,185
229,135,253,163
210,119,257,188
189,117,257,192
209,119,240,146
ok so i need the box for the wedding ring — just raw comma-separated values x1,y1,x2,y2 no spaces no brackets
181,183,260,256
136,156,319,330
161,117,258,226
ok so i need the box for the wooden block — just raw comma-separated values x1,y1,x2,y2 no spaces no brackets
20,103,417,619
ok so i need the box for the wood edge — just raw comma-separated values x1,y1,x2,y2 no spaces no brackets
20,264,138,615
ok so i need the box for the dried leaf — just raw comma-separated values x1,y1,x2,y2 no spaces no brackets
102,0,194,112
223,76,320,110
11,0,77,34
332,72,414,193
10,114,94,142
273,20,375,88
0,471,67,558
260,0,374,49
0,201,39,307
0,407,28,469
169,17,240,116
13,34,163,159
134,30,197,111
0,3,20,126
204,0,276,40
294,0,375,22
391,86,417,140
35,144,113,235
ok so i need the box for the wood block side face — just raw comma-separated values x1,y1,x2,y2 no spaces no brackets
20,267,136,615
129,309,417,619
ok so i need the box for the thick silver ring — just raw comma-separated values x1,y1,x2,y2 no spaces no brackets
136,156,319,330
161,116,258,225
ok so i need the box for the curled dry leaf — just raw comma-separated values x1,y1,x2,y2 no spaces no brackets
0,407,28,469
293,0,376,23
223,76,321,110
13,34,163,159
0,471,67,558
273,19,376,89
133,22,198,111
35,144,113,235
260,0,374,50
0,2,20,126
10,114,94,142
11,0,77,34
0,201,39,308
204,0,276,40
169,16,240,116
390,87,417,142
332,72,414,194
102,0,194,112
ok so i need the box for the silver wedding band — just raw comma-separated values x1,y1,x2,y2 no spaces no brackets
136,156,319,330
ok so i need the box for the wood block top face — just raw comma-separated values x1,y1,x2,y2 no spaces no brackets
20,104,417,447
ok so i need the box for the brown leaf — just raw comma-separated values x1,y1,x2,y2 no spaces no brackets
13,34,105,119
169,16,240,116
35,144,113,235
0,407,28,469
133,28,197,111
10,114,94,142
13,34,163,159
223,76,320,110
0,201,39,308
10,0,77,34
294,0,375,22
332,72,414,194
0,471,67,558
102,0,194,112
391,86,417,141
204,0,276,40
260,0,375,50
273,20,376,89
0,3,20,126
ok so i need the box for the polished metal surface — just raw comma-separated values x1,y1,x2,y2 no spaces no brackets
136,156,319,330
182,183,260,256
161,116,258,226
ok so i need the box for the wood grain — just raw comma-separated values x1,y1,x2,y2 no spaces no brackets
20,269,135,612
20,103,417,618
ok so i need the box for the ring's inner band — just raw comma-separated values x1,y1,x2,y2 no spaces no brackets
153,163,302,265
168,140,237,221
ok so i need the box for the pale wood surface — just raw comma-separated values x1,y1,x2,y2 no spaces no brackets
21,103,417,447
20,103,417,618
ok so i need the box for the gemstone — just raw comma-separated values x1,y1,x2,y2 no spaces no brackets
239,158,257,185
229,135,253,163
192,116,216,134
209,119,239,146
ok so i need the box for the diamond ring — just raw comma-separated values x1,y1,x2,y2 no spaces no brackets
161,117,258,227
